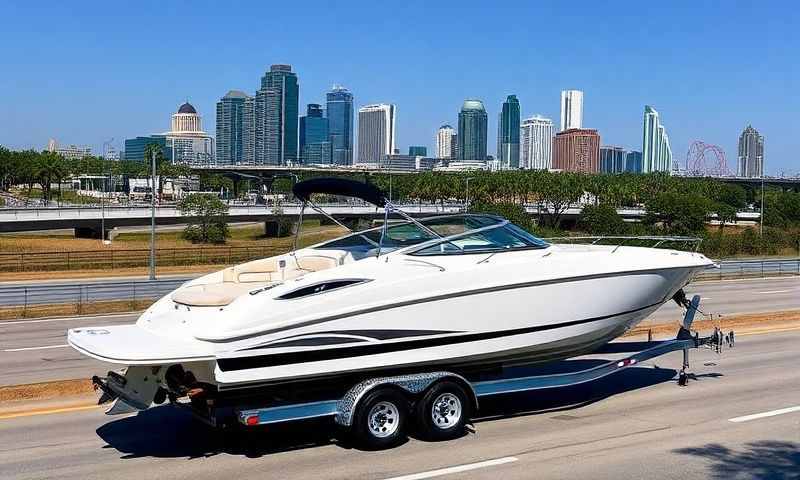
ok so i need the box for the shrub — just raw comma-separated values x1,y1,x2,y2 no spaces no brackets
578,204,627,235
178,193,229,244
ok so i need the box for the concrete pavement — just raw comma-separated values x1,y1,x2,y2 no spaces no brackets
0,330,797,479
0,276,798,387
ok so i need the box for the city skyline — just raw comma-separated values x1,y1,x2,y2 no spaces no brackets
1,3,796,174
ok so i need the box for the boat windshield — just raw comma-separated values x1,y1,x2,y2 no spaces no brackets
315,214,549,258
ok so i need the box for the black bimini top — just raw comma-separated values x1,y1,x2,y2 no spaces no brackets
292,177,387,207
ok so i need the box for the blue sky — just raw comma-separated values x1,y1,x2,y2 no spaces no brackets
1,1,797,174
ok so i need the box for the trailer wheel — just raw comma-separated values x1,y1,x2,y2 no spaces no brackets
351,388,407,450
416,381,471,441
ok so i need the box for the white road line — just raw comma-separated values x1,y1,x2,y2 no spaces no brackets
729,406,800,423
2,344,70,352
383,457,518,480
757,290,793,294
701,297,712,300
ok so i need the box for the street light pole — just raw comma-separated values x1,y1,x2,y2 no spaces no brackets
465,177,474,212
101,138,112,243
149,150,156,280
759,175,765,237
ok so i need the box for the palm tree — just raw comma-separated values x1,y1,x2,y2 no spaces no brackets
35,151,67,204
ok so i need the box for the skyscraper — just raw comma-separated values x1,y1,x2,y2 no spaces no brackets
520,115,553,170
216,90,250,165
737,125,764,177
458,99,487,161
299,104,330,165
357,104,396,165
327,85,354,165
242,96,255,164
641,105,672,172
625,150,643,173
552,128,600,173
600,146,627,174
436,124,457,159
560,90,583,131
497,95,521,169
254,64,299,165
408,146,427,156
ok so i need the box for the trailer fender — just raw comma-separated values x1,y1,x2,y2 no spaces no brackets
335,371,478,427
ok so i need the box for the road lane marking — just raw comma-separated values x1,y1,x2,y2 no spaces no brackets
0,404,101,420
729,406,800,423
2,344,69,352
383,457,518,480
757,290,793,294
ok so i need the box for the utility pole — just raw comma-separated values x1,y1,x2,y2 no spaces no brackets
759,175,765,237
101,138,113,244
465,177,474,212
149,150,157,280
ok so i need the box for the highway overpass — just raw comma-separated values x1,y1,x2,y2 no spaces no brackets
0,203,760,237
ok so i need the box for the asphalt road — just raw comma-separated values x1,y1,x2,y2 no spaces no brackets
0,331,798,479
0,276,798,387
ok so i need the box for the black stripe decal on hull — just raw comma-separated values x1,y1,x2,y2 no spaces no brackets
243,329,463,350
203,265,696,343
217,301,662,371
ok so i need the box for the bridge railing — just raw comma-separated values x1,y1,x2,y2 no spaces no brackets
0,278,185,319
0,245,286,273
695,258,800,280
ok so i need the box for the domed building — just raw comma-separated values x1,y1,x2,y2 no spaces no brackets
163,101,214,165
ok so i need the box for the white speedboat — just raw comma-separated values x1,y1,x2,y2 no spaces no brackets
68,178,713,412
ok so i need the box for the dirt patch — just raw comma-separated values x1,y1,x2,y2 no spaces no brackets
0,378,94,403
0,299,153,320
627,310,800,337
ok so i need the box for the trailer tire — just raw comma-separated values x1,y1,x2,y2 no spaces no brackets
351,387,408,450
415,381,471,441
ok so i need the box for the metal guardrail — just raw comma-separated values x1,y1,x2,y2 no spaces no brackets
696,258,800,280
0,245,285,272
0,279,185,316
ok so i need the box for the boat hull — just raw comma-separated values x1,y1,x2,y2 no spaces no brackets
213,266,697,388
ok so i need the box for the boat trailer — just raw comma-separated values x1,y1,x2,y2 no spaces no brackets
232,294,731,430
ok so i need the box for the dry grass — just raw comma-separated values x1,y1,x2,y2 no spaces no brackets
629,309,800,337
0,222,347,253
0,222,347,280
0,379,94,403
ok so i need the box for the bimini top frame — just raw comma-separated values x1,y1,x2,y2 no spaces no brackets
290,177,444,258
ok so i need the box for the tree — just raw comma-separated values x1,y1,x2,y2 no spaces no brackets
578,203,627,235
35,151,67,204
643,192,714,235
178,193,229,244
714,203,737,231
539,172,585,228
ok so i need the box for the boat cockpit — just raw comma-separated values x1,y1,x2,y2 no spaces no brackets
169,178,550,308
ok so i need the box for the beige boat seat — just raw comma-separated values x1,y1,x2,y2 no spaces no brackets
171,282,261,307
296,254,341,273
221,256,303,283
172,251,347,307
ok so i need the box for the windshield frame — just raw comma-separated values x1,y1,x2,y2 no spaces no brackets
312,214,549,258
403,220,550,256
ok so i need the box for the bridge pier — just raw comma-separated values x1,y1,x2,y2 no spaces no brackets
74,226,112,240
264,219,297,238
